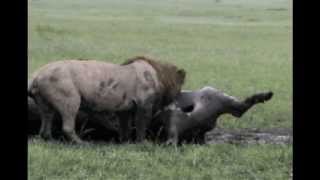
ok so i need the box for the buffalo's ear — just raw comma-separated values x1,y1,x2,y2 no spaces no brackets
177,69,186,84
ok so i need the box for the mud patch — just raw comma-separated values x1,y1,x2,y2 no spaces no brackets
206,128,292,145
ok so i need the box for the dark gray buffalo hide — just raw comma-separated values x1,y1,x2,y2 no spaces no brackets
149,86,273,145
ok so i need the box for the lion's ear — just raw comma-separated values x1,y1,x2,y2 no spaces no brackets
177,69,186,77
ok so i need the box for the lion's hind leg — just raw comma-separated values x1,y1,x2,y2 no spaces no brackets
43,83,84,144
56,94,84,144
34,95,55,141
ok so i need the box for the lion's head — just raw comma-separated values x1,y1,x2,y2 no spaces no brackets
123,56,186,106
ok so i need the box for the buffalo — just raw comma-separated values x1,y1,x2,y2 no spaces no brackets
151,86,273,145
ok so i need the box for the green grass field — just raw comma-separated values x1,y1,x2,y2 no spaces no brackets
28,0,292,179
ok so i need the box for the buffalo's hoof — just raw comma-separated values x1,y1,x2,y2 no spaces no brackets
262,91,273,102
260,91,273,103
253,91,273,103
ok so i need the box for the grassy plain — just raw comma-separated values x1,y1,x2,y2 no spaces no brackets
28,0,292,179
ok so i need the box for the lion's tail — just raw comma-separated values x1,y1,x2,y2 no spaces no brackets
28,77,35,99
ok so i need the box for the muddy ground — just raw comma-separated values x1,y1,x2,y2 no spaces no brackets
29,123,292,145
205,127,292,145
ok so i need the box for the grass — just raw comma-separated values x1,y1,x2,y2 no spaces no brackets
28,0,292,179
29,138,292,180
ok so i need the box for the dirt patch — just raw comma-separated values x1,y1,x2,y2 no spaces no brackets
205,128,292,145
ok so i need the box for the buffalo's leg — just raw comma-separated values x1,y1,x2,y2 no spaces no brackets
244,91,273,105
227,91,273,117
165,110,184,146
166,125,178,146
194,131,206,144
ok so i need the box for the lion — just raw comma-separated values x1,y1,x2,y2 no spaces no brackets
28,56,186,144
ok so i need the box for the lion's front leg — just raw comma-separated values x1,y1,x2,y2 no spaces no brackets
118,110,133,143
135,105,152,143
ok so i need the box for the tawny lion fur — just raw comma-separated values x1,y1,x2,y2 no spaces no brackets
28,56,186,144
